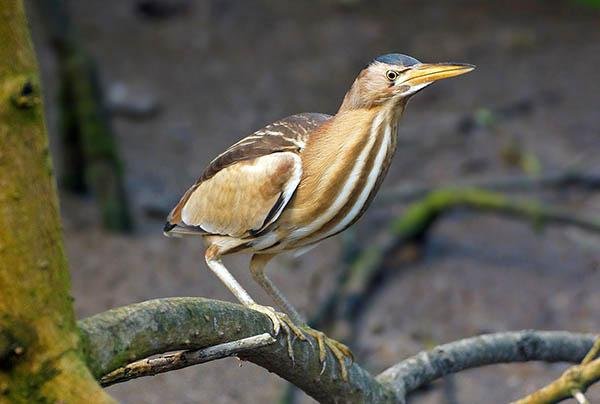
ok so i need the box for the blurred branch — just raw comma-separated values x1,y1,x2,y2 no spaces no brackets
389,188,600,235
313,187,600,340
77,298,596,403
378,170,600,205
376,331,598,402
513,337,600,404
100,333,276,387
33,0,132,232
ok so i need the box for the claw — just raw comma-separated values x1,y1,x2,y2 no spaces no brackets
248,304,306,364
248,305,352,381
301,327,353,381
248,304,281,335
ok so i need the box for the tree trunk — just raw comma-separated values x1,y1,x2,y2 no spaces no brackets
0,1,115,402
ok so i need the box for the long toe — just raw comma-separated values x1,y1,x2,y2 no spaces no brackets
248,304,306,362
302,327,353,381
248,304,282,335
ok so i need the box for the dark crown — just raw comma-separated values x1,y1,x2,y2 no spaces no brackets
373,53,420,67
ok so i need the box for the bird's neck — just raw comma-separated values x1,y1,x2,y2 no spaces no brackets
333,101,406,147
301,102,405,191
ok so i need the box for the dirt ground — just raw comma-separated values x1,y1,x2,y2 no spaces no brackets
27,0,599,402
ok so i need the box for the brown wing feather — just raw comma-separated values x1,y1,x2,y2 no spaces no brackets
165,113,331,235
178,153,300,237
200,113,330,181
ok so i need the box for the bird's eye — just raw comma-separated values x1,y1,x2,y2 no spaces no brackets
386,70,399,81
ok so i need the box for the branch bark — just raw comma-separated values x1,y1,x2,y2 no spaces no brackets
78,298,596,403
78,297,398,403
513,338,600,404
376,331,598,402
100,333,276,387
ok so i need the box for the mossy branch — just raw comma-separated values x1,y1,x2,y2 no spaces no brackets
78,298,398,404
391,187,600,238
378,169,600,205
77,298,596,403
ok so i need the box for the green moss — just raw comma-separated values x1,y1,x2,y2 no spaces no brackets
390,187,550,238
12,360,59,404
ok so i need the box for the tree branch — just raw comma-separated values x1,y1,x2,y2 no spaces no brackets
100,333,276,387
78,299,596,403
376,330,598,401
378,170,600,205
389,188,600,237
513,337,600,404
78,297,398,404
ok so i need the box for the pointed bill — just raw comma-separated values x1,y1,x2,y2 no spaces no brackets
402,63,475,86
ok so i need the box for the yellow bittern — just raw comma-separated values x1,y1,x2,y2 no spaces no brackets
165,53,473,378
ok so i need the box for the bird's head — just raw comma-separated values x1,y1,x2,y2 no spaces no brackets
339,53,474,111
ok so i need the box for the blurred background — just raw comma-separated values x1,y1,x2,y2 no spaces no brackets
26,0,599,402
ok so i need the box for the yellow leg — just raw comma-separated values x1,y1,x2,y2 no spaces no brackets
250,254,353,380
204,247,306,360
249,254,305,324
205,246,255,306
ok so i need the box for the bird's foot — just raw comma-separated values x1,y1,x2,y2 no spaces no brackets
248,304,306,361
301,326,353,381
247,305,353,380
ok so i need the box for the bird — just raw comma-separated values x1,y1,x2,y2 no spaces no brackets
164,53,474,379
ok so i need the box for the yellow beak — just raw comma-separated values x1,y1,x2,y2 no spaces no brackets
401,63,475,86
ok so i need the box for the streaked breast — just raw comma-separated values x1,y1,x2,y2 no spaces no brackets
281,106,399,248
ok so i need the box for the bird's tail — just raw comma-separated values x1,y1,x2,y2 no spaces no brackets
163,222,206,238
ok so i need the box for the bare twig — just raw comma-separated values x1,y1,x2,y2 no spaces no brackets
100,333,276,387
573,390,590,404
582,338,600,365
513,337,600,404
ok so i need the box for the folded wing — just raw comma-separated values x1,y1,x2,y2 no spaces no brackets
165,113,330,238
